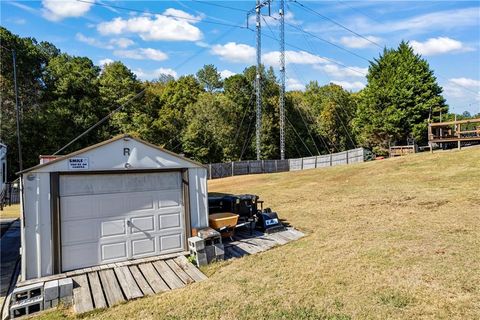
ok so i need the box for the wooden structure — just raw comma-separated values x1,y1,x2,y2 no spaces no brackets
223,227,304,259
389,145,416,157
428,118,480,150
14,254,206,314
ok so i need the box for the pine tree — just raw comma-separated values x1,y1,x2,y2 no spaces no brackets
354,41,447,154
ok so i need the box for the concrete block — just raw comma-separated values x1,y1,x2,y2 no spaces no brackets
195,250,208,266
44,280,59,301
58,278,73,298
188,236,205,251
12,282,44,302
10,295,43,318
60,295,73,305
51,298,59,307
214,243,224,258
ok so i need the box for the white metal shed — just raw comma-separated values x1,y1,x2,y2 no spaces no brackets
18,134,209,280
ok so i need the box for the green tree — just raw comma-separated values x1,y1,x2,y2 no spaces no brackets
354,41,447,154
196,64,222,92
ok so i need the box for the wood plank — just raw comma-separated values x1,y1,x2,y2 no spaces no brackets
229,244,249,257
129,265,154,296
114,266,143,300
265,232,288,245
98,269,125,307
152,260,185,289
165,259,194,285
87,272,107,309
72,274,94,314
234,240,262,254
138,263,169,293
174,256,207,282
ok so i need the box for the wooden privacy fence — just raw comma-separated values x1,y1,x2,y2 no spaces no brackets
207,148,368,179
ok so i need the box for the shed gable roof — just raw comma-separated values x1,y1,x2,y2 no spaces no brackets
19,134,204,174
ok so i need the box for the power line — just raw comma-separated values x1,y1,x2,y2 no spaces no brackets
286,115,313,156
191,0,248,13
290,0,383,49
77,0,250,30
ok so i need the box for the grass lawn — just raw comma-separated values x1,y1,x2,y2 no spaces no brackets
35,148,479,319
0,204,20,219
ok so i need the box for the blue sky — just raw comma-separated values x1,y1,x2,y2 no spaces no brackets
2,0,479,114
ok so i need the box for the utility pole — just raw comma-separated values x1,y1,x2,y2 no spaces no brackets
12,49,23,171
279,0,286,160
255,0,262,160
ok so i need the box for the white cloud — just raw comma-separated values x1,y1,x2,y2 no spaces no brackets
351,7,479,35
411,37,474,56
263,50,329,67
315,64,367,79
331,80,365,91
210,42,256,63
109,38,135,49
113,48,168,61
97,10,203,42
98,58,114,67
133,68,178,80
76,33,136,49
449,78,480,89
286,78,305,91
42,0,93,21
76,33,113,49
220,70,236,79
339,35,382,48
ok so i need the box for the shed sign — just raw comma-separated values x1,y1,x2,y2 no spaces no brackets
68,157,89,170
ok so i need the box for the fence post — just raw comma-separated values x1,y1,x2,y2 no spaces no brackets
315,156,318,168
330,154,333,167
346,151,349,164
208,164,212,180
301,157,304,170
275,160,278,172
247,160,250,174
261,160,265,173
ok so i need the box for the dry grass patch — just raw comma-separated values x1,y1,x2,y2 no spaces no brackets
34,148,480,320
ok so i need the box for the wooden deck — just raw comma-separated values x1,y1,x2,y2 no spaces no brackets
223,227,305,259
71,255,207,314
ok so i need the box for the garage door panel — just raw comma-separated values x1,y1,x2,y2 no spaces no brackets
130,216,154,233
158,213,181,229
128,194,155,211
101,219,126,237
61,221,98,245
158,190,182,208
62,243,98,271
61,196,96,220
159,233,183,252
101,242,127,261
131,237,156,257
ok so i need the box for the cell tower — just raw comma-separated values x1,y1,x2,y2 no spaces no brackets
255,0,262,160
279,0,286,160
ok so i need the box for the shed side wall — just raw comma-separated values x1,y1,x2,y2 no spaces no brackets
188,168,208,230
23,172,53,280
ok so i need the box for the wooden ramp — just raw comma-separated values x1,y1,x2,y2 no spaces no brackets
224,227,304,259
71,256,206,314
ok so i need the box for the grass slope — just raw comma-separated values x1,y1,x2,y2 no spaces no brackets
0,204,20,219
37,148,479,320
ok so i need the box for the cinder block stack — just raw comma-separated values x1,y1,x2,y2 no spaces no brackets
9,278,73,318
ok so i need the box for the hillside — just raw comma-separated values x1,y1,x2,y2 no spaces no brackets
37,148,480,320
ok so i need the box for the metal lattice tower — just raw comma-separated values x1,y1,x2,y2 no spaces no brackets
279,0,286,160
255,0,262,160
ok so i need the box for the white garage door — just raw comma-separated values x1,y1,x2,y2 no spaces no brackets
59,172,185,272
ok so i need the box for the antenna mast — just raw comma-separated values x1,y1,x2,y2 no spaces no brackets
279,0,286,160
255,0,262,160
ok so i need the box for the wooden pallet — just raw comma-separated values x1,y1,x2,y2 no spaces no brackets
223,227,304,259
71,256,206,314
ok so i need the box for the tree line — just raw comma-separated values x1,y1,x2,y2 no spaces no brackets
2,27,471,179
